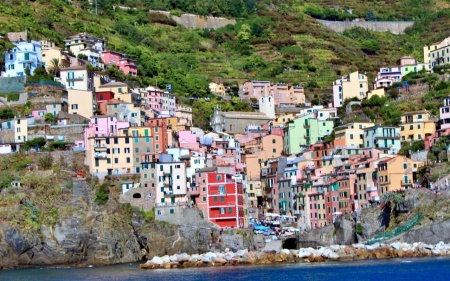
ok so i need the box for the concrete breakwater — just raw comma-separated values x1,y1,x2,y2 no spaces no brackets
140,241,450,269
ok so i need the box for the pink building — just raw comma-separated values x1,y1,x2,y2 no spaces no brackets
101,51,138,76
143,86,176,116
32,108,47,119
83,115,129,149
178,130,200,151
373,66,402,89
242,81,305,105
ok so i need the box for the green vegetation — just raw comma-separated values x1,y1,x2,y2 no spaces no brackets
0,0,449,126
95,182,110,205
356,223,363,235
0,92,20,102
37,154,53,170
23,137,46,151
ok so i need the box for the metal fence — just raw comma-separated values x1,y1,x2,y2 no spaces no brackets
366,214,423,245
26,81,65,88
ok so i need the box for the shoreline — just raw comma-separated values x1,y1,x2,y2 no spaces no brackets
140,241,450,270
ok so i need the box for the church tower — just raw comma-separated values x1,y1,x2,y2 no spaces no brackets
258,86,275,119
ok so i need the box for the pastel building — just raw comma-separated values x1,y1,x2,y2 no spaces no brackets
333,71,368,107
106,100,141,126
399,111,436,142
64,33,106,67
378,156,423,196
143,86,176,117
98,82,131,103
242,81,306,105
334,122,375,148
84,116,147,179
32,108,47,119
439,96,450,130
2,41,42,77
60,66,91,91
424,36,450,70
283,113,334,155
155,161,188,206
68,89,94,119
363,125,401,154
209,82,226,96
373,57,423,89
101,50,138,76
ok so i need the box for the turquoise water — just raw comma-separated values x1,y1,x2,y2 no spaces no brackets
1,257,450,281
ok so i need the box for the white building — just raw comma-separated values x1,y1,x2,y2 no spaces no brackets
2,41,42,77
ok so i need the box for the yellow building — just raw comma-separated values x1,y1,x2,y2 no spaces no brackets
423,36,450,71
14,117,28,143
41,47,67,72
378,155,423,196
333,71,368,107
68,89,94,119
366,88,386,100
334,122,374,148
98,82,131,103
399,111,436,142
273,113,296,128
209,82,226,96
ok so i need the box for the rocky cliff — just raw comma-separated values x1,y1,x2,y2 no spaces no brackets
0,178,260,270
150,10,236,29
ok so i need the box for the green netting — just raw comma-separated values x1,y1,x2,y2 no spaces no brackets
366,214,423,245
26,81,64,88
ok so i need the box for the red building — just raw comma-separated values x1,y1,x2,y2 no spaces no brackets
207,173,244,228
95,91,115,101
146,118,168,154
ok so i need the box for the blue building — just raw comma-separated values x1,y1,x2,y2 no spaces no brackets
2,41,42,77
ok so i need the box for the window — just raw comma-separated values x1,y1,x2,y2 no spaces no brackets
220,196,225,202
272,148,276,153
126,157,131,163
220,208,225,214
214,197,218,202
218,185,226,194
202,196,206,202
403,163,407,169
360,83,363,88
125,137,129,144
114,137,118,144
217,175,222,181
228,207,233,214
155,136,159,141
350,134,354,140
71,104,78,110
135,148,139,153
114,158,118,164
272,139,276,143
170,209,174,214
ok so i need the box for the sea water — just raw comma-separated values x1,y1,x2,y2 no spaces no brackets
1,257,449,281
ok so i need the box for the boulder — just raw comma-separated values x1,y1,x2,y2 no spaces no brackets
150,256,164,265
390,242,401,250
355,248,371,259
373,246,393,259
236,249,248,257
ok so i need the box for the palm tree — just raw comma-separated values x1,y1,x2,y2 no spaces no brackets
48,58,62,78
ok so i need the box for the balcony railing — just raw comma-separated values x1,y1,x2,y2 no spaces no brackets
67,76,85,81
164,190,173,196
401,180,412,187
366,185,378,192
93,144,107,151
94,152,107,159
380,180,391,185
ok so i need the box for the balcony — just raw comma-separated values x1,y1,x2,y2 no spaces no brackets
380,180,391,185
366,185,378,192
401,180,412,187
163,180,172,187
93,144,107,151
94,152,107,159
266,194,274,200
294,210,301,215
164,190,173,196
163,171,172,176
67,76,85,82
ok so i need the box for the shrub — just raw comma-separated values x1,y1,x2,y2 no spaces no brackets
23,137,46,151
356,223,363,235
95,183,110,205
38,154,53,170
361,39,380,55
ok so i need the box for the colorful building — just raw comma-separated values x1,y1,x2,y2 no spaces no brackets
283,113,334,154
363,125,401,154
399,111,436,142
2,41,42,77
333,71,368,107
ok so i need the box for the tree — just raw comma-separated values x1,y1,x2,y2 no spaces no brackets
48,58,62,77
361,39,380,55
366,9,377,21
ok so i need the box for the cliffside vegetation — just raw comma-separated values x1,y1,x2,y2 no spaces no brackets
1,1,450,126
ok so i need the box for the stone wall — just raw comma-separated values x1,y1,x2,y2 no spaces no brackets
150,10,236,29
0,130,15,144
28,124,87,143
317,19,414,34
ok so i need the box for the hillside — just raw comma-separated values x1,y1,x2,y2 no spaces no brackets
1,1,450,104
